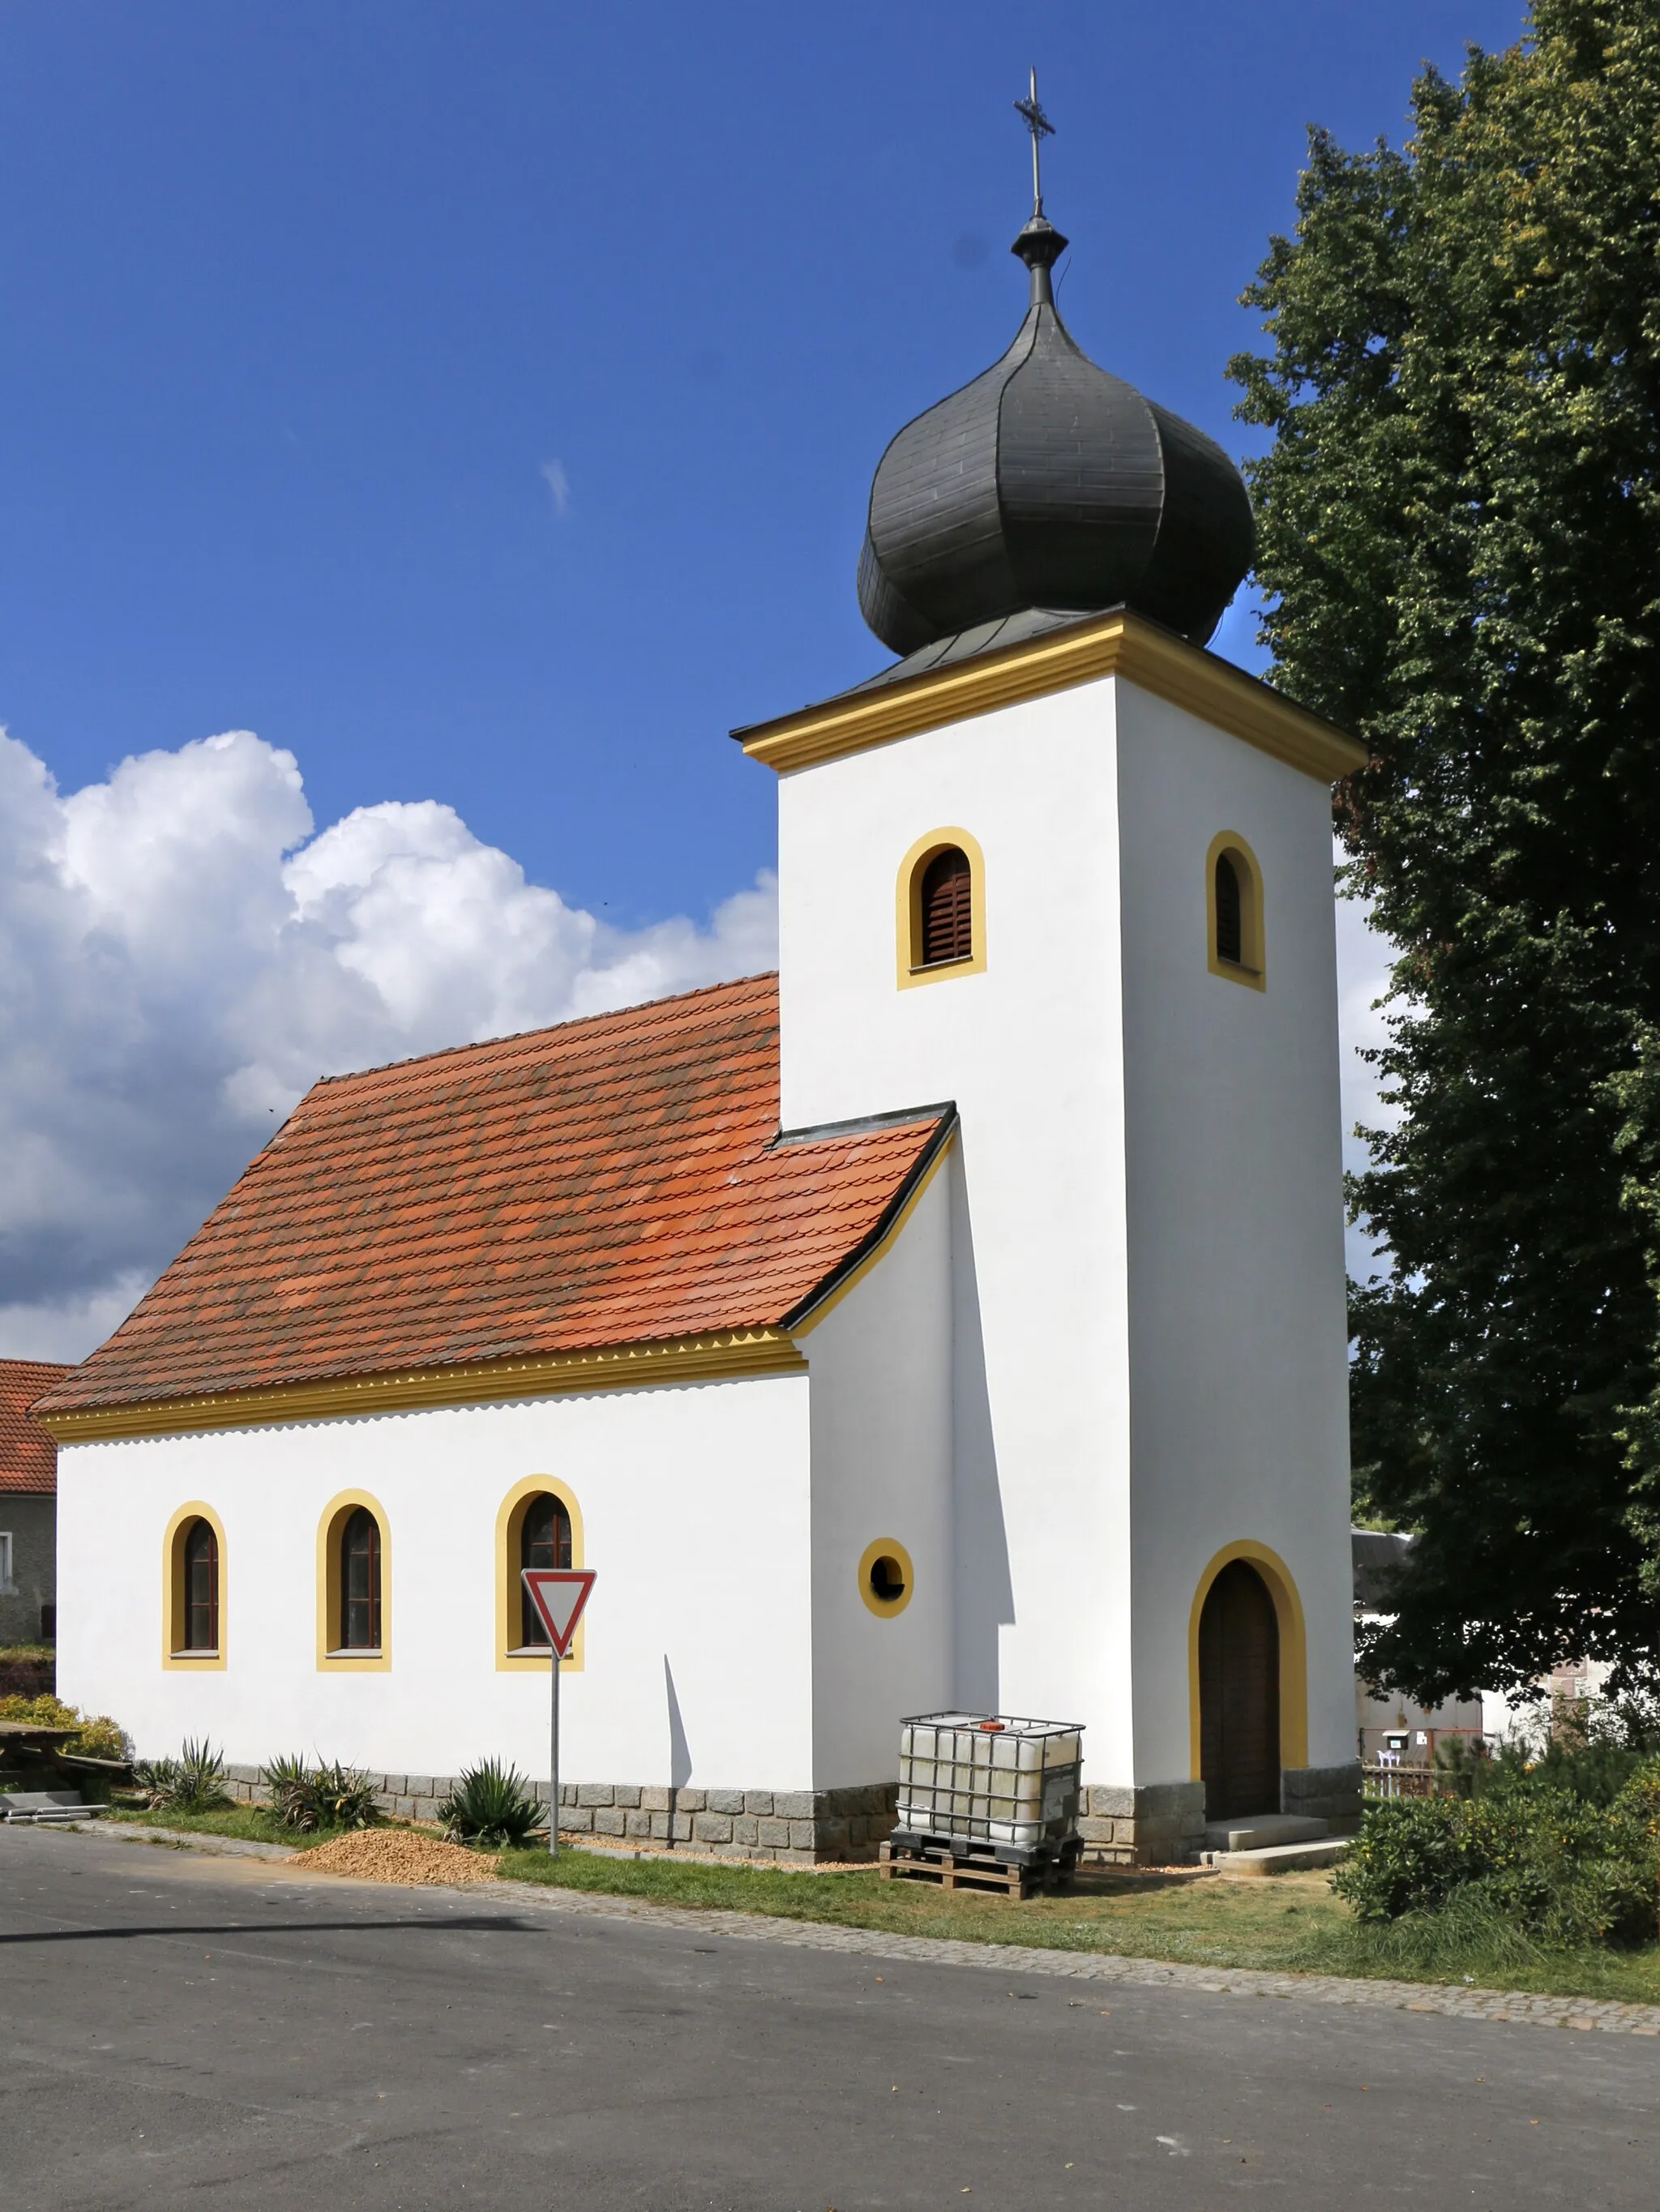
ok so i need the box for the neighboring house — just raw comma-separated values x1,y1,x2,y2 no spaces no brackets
36,176,1369,1863
1352,1528,1486,1762
0,1360,71,1645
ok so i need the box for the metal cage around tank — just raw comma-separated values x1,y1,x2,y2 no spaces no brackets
894,1711,1084,1864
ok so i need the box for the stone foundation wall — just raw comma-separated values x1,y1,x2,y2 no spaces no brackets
225,1767,900,1863
1076,1780,1207,1867
1281,1761,1363,1831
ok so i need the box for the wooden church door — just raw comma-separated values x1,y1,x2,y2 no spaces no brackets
1198,1560,1281,1821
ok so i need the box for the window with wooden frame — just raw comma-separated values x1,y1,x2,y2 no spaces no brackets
518,1492,573,1647
162,1504,227,1668
315,1491,391,1669
896,828,986,988
1206,832,1265,989
340,1507,382,1650
182,1518,219,1651
497,1476,585,1670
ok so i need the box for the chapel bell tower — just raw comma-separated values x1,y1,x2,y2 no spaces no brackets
738,82,1365,1859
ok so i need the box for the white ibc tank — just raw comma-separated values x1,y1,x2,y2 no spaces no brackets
896,1712,1083,1848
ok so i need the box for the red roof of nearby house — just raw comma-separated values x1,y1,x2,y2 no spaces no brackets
36,976,951,1418
0,1361,71,1491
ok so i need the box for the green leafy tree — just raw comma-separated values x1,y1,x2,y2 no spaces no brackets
1228,0,1660,1700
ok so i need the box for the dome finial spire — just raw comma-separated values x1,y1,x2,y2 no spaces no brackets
1012,66,1054,218
1011,69,1067,304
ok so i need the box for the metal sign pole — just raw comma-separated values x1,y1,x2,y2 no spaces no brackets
549,1647,561,1859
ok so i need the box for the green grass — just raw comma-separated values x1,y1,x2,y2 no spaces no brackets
490,1847,1660,2005
109,1804,321,1847
95,1810,1660,2006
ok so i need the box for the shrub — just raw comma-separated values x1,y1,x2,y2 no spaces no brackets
1336,1773,1660,1949
261,1755,381,1833
133,1738,230,1814
0,1692,131,1762
437,1758,545,1848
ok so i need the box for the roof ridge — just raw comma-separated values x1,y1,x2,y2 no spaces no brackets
311,969,779,1092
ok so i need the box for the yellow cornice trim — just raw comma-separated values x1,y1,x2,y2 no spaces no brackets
39,1329,807,1442
739,610,1367,784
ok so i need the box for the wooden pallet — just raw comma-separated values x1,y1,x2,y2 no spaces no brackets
878,1838,1076,1900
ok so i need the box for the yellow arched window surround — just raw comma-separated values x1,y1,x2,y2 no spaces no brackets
315,1490,391,1671
1206,830,1265,989
161,1502,227,1671
1186,1539,1308,1778
896,827,987,990
496,1475,586,1672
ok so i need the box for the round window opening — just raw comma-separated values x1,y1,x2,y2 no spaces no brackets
858,1537,914,1618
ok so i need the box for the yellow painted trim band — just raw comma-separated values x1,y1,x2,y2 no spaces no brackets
1205,828,1267,991
740,609,1366,783
858,1536,915,1619
495,1474,587,1674
895,826,987,990
39,1329,807,1442
1187,1539,1310,1782
316,1489,391,1671
160,1501,228,1671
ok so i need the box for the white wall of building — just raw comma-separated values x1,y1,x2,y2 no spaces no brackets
776,667,1354,1790
57,1372,815,1788
777,677,1137,1777
801,1151,955,1786
1115,685,1356,1778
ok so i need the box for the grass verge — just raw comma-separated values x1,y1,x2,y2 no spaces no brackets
490,1846,1660,2004
93,1811,1660,2004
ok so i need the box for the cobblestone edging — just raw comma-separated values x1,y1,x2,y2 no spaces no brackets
223,1767,899,1863
38,1820,1660,2039
488,1877,1660,2040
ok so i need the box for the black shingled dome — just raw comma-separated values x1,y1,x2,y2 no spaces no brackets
858,212,1256,655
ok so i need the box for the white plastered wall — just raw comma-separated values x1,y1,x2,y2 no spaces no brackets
799,1149,955,1786
56,1373,814,1787
774,666,1354,1791
1115,685,1355,1782
776,677,1137,1780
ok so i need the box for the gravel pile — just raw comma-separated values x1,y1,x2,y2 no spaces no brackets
297,1830,499,1887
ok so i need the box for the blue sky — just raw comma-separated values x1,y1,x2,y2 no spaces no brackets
0,2,1530,1354
2,0,1526,923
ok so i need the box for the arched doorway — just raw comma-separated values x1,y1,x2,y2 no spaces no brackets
1198,1560,1281,1821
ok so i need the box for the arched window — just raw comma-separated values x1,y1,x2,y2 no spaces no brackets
897,828,986,987
340,1507,382,1651
182,1518,219,1653
1214,852,1243,966
919,847,972,966
163,1504,227,1667
520,1492,573,1646
1206,832,1264,987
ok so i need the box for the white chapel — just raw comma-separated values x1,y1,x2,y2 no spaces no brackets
38,158,1366,1864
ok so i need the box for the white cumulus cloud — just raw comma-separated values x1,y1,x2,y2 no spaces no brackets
0,725,776,1359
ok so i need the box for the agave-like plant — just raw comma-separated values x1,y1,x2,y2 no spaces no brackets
261,1754,381,1832
436,1757,546,1848
134,1738,230,1813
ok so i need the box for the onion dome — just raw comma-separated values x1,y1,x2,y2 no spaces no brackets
857,210,1256,655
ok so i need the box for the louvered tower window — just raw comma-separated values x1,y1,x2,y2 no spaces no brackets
1214,852,1243,966
520,1494,573,1646
919,846,973,966
183,1518,219,1651
340,1507,382,1649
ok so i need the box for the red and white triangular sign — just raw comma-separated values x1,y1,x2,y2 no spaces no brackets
520,1568,596,1658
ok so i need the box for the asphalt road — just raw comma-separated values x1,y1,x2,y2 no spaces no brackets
2,1824,1656,2210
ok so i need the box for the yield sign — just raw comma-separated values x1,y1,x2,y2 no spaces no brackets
521,1568,596,1658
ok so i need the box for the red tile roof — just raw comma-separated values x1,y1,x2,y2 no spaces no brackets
37,977,951,1418
0,1361,71,1491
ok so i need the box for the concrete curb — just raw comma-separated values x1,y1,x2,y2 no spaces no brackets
36,1816,1660,2039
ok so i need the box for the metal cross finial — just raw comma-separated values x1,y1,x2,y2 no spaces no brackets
1013,67,1055,216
